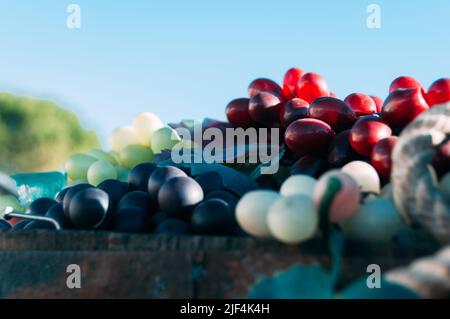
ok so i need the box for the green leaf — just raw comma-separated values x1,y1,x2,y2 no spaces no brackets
248,263,335,299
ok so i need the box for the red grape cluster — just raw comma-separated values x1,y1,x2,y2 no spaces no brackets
226,68,450,179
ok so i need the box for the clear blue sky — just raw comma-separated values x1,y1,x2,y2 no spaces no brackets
0,0,449,146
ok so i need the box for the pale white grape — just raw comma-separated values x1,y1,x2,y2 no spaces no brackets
132,112,164,146
151,127,181,154
119,145,154,169
65,153,97,181
280,175,316,198
267,195,318,244
342,161,380,194
109,126,142,152
235,190,281,238
87,160,118,186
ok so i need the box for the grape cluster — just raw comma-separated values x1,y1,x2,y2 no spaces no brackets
2,163,247,236
1,68,449,246
65,112,182,186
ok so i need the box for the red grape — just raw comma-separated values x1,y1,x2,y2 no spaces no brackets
282,67,304,100
225,98,258,128
350,116,392,157
426,78,450,107
371,136,398,178
432,140,450,178
296,73,330,103
249,92,283,126
285,118,335,156
248,78,284,99
381,87,429,128
370,95,383,113
344,93,377,116
279,98,309,128
308,97,357,132
389,76,422,93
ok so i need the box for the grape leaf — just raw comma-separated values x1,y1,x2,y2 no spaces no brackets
247,229,420,299
248,263,335,299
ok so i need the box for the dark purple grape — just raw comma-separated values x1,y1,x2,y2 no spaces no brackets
46,203,71,229
153,211,170,227
62,183,94,217
113,208,153,233
68,188,110,230
327,129,363,168
155,219,191,235
204,191,239,211
148,166,187,200
290,155,328,178
12,220,31,230
98,179,129,209
128,163,158,191
191,199,237,236
194,172,224,194
27,197,57,215
24,220,57,230
117,191,158,216
254,174,280,191
157,177,204,219
0,219,11,230
55,187,70,203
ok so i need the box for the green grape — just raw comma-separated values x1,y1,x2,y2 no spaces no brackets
341,199,404,244
87,160,118,185
115,166,130,182
151,127,181,154
65,153,97,181
119,145,154,169
88,149,118,165
132,112,164,146
0,195,23,218
110,151,121,164
68,179,88,186
109,126,142,152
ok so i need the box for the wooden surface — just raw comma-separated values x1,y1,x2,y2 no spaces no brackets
0,231,437,299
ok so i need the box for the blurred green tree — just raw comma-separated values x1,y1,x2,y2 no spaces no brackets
0,93,99,173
